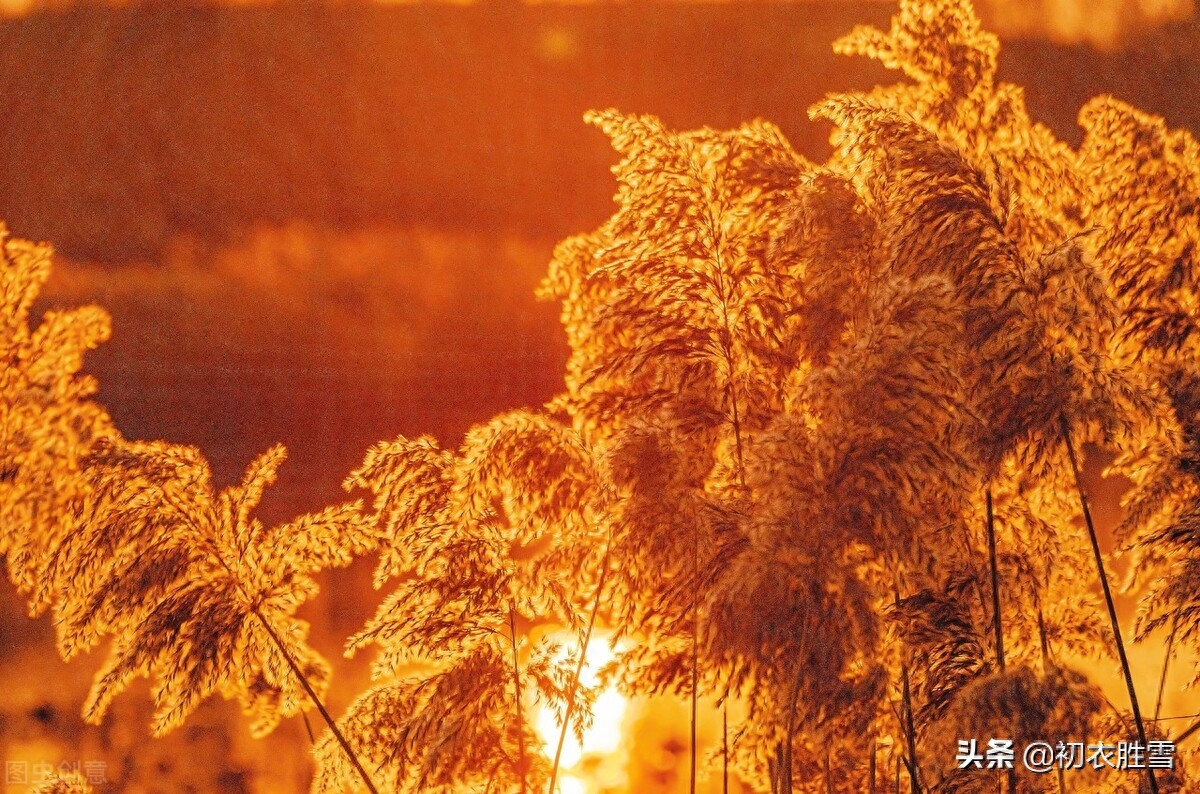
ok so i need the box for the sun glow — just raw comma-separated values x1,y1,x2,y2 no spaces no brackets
536,634,628,792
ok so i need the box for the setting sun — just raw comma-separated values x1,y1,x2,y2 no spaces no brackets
536,634,628,791
3,0,1200,792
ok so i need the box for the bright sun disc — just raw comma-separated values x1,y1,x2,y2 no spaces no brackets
536,634,628,782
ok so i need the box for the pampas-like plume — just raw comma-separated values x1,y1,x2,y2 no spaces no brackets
44,438,376,739
29,775,94,794
315,411,606,793
0,226,114,609
7,1,1200,792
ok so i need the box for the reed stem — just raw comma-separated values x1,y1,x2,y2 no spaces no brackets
509,605,528,794
252,608,380,794
1059,416,1158,794
1155,613,1180,723
985,490,1019,793
548,529,614,794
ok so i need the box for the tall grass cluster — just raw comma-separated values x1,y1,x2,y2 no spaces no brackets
4,1,1200,791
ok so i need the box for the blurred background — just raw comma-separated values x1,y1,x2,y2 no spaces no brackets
0,0,1198,791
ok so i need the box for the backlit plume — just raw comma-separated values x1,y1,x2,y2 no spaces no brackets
2,1,1199,793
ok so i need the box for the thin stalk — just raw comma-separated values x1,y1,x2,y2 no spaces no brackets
1155,613,1180,722
1036,602,1052,670
509,605,528,794
985,490,1018,794
203,517,373,792
690,645,698,794
1037,558,1062,793
782,655,808,794
894,588,920,794
548,530,615,794
986,491,1005,672
701,187,743,794
723,704,729,794
301,711,316,744
824,749,833,794
900,660,920,794
690,513,699,794
252,608,380,794
698,165,746,481
690,163,746,794
1037,560,1053,671
1175,717,1200,745
869,740,876,794
777,738,787,794
1059,416,1158,794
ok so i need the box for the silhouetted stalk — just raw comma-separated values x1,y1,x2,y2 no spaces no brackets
893,588,920,794
1044,592,1064,794
1059,416,1158,794
484,759,506,794
723,703,729,794
1036,601,1052,670
900,660,920,794
696,164,745,480
688,177,745,794
206,523,378,794
1175,717,1200,745
869,740,876,794
301,712,316,744
508,605,528,794
782,649,809,794
986,491,1005,672
984,491,1018,794
548,529,614,794
690,512,699,794
824,749,833,794
1052,652,1066,794
1155,613,1180,722
771,741,784,794
708,190,743,794
252,607,380,794
1035,560,1063,793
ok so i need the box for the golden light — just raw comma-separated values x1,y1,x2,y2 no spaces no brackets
557,775,587,794
537,633,629,792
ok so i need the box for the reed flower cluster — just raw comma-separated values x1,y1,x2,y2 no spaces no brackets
3,1,1199,792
